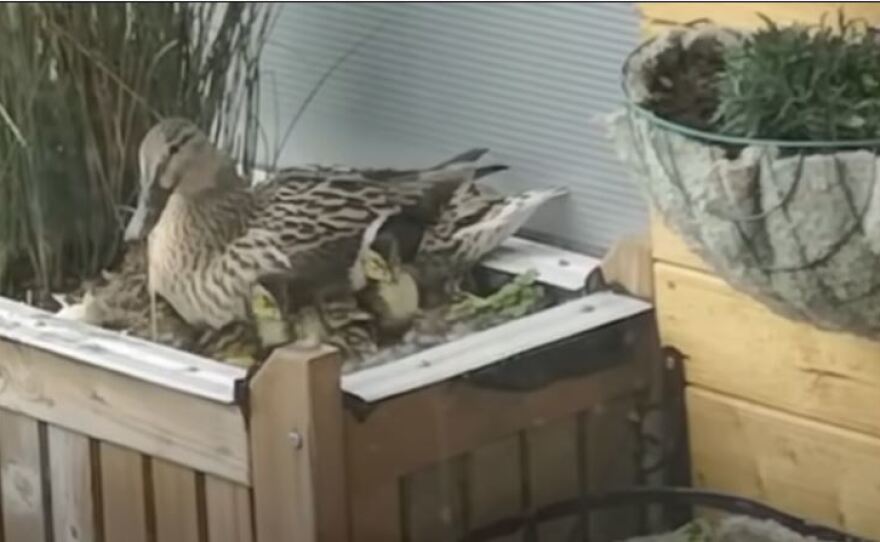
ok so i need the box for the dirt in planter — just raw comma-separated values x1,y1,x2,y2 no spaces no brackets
640,34,727,133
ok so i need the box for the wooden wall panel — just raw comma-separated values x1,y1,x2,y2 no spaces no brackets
640,3,880,35
650,214,709,272
655,261,880,438
688,387,880,540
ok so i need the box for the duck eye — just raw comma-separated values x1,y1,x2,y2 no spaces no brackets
168,144,180,155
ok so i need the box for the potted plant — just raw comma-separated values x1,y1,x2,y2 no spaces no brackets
609,13,880,337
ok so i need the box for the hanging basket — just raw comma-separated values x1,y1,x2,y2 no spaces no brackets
608,23,880,338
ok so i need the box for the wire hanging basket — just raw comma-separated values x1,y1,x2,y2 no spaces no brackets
608,22,880,337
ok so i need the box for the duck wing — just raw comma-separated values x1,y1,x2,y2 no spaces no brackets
415,186,569,285
223,169,468,293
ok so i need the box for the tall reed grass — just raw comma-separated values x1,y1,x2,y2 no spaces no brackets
0,3,274,302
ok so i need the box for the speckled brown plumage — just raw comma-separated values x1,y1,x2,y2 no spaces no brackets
131,119,469,330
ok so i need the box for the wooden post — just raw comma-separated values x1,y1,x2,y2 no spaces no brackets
249,344,349,542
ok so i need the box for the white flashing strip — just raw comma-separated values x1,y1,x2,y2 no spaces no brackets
341,291,652,402
481,236,601,291
0,297,246,404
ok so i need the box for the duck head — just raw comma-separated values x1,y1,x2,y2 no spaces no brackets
124,118,238,242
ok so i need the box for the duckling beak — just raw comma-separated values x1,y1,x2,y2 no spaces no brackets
124,186,169,242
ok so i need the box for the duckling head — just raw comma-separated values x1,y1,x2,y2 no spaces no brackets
124,118,238,242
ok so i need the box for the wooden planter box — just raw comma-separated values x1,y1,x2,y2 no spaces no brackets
0,265,654,542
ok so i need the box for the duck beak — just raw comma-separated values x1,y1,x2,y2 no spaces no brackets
124,185,170,242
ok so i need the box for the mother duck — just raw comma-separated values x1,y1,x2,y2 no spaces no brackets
124,118,468,331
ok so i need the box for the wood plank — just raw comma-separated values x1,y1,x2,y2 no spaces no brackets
152,459,199,542
204,476,253,542
0,295,245,403
586,397,639,542
639,3,880,36
0,411,48,542
649,212,708,272
249,344,349,542
527,417,580,542
0,340,249,484
348,481,401,542
48,426,95,542
100,442,148,542
687,387,880,540
655,262,880,438
600,234,654,300
467,436,522,542
346,353,642,493
404,460,466,542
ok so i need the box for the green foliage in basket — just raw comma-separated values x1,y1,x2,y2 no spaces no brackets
712,11,880,142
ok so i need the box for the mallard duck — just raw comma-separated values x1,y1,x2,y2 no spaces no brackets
55,243,199,350
277,151,567,311
409,182,568,307
53,243,264,365
124,118,467,332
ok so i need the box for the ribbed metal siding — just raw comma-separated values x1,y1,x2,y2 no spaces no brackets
258,3,644,255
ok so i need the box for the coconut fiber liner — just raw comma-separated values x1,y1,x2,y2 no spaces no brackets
608,24,880,338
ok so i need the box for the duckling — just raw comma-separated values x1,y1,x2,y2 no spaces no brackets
124,118,467,332
358,238,420,341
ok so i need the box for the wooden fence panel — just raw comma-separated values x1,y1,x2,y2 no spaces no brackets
205,475,254,542
48,425,96,542
467,435,523,542
100,442,149,542
0,410,48,542
153,458,200,542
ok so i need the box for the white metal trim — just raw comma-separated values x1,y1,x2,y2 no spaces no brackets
0,297,246,404
341,291,652,402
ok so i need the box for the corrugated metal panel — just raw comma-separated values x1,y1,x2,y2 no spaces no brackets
258,2,645,255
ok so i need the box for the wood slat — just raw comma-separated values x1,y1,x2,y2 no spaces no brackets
639,3,880,35
250,344,348,542
655,262,880,438
48,426,95,542
467,436,522,542
527,417,580,542
349,481,401,542
100,442,148,542
649,213,709,272
600,233,654,299
0,410,48,542
152,459,199,542
586,397,639,542
204,476,253,542
0,340,248,484
687,387,880,540
404,460,466,542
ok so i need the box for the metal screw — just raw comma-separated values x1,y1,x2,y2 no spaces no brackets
288,431,304,450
